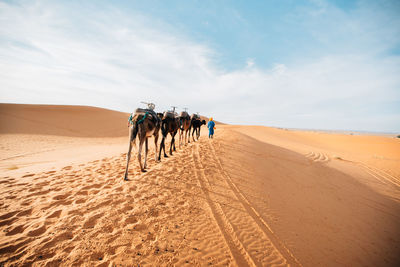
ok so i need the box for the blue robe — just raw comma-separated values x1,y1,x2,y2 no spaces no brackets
207,121,215,136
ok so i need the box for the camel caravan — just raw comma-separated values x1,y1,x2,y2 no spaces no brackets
124,102,206,180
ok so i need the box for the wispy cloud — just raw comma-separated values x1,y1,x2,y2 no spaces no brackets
246,58,255,68
0,0,399,132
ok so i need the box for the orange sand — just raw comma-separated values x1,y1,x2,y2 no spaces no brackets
0,104,399,266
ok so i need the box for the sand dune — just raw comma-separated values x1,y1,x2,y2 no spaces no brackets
0,104,130,137
0,104,399,266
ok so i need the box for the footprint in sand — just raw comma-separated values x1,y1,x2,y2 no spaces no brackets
0,218,17,226
17,208,32,217
83,214,103,229
27,224,47,237
132,223,147,231
21,200,33,206
90,252,104,261
81,183,102,191
5,224,26,236
36,181,50,187
22,173,35,178
52,193,70,200
89,189,100,195
55,199,73,206
40,232,74,250
27,188,51,197
47,209,62,219
0,211,19,220
76,190,88,196
124,216,138,225
28,187,39,192
90,199,113,211
74,198,86,204
0,239,31,255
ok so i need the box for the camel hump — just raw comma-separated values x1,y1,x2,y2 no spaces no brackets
191,114,200,120
180,111,190,118
134,108,159,122
135,108,157,116
163,111,176,120
135,108,152,114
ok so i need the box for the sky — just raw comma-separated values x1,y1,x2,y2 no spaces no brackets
0,0,399,132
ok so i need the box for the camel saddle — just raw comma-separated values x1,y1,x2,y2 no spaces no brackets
180,111,190,119
191,114,200,120
134,108,159,123
162,111,176,120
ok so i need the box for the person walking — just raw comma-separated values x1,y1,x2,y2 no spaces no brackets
207,117,216,139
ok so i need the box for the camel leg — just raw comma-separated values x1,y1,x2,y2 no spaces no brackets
160,121,168,158
179,129,182,148
182,128,185,147
163,136,168,158
173,131,177,151
169,133,173,155
184,129,187,145
182,129,184,146
154,133,159,162
188,126,191,143
197,127,201,140
138,135,146,172
158,137,163,161
144,137,148,169
192,127,196,142
124,127,135,181
170,132,177,155
159,136,168,159
124,140,133,180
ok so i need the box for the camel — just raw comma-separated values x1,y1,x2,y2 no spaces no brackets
190,114,206,141
124,104,162,180
158,109,180,160
178,110,191,147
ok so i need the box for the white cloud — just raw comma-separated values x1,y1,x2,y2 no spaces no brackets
246,58,255,68
0,0,399,132
272,64,287,75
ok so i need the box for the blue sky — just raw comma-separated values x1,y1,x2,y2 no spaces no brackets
1,0,399,132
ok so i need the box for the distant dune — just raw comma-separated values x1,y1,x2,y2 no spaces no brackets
0,104,130,137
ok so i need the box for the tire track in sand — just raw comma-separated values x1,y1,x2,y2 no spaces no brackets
206,139,302,267
358,163,400,189
333,157,400,189
305,151,329,163
191,143,253,266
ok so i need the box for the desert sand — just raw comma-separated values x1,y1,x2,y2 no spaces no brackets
0,104,399,266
